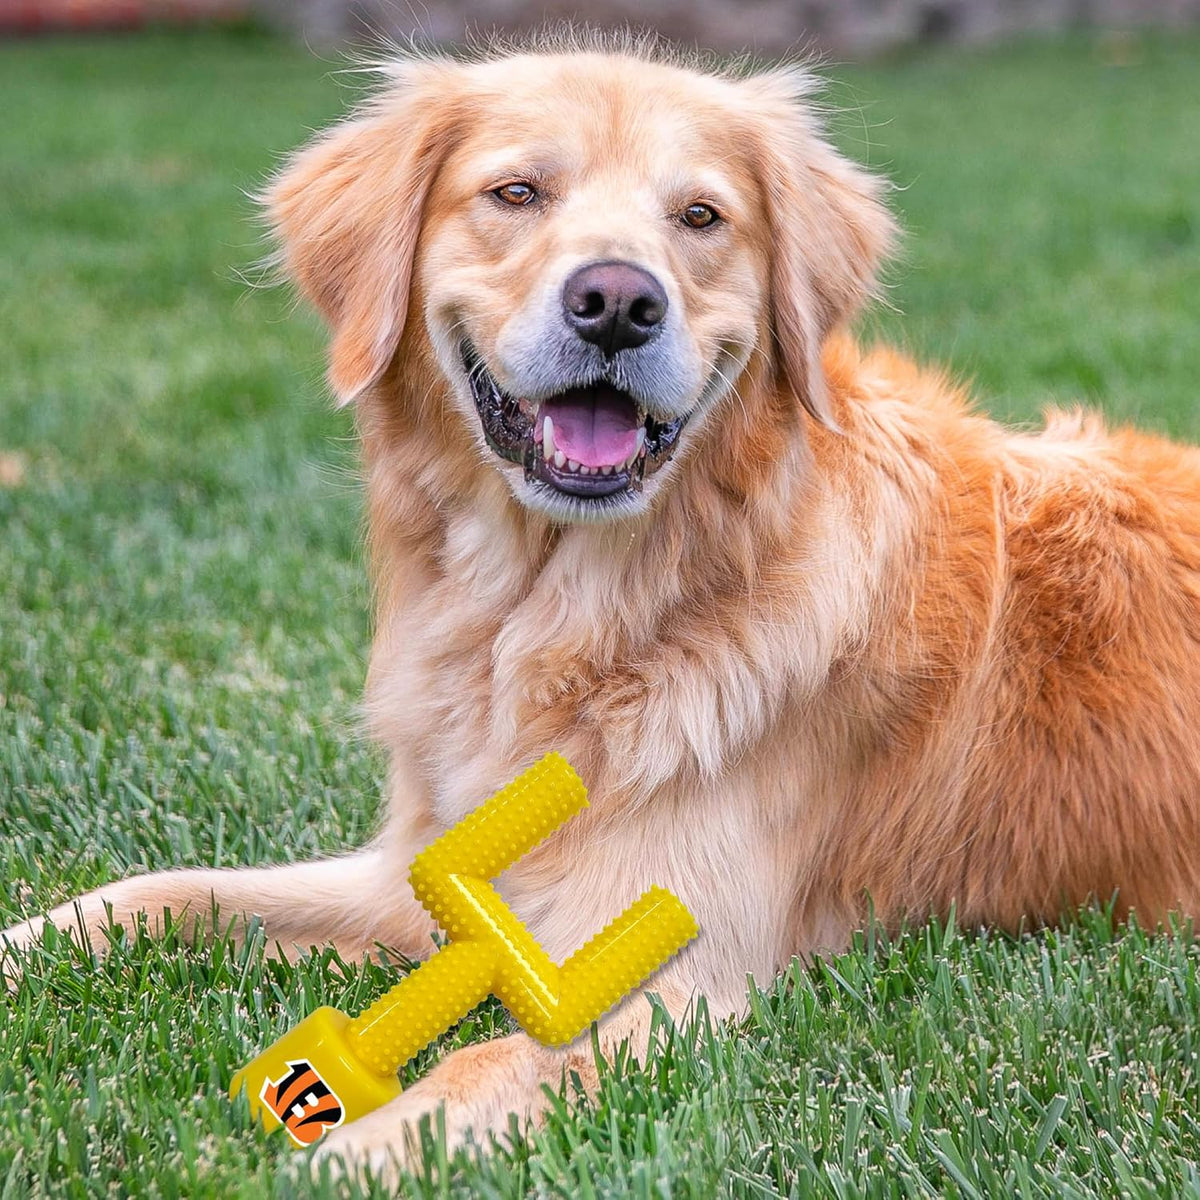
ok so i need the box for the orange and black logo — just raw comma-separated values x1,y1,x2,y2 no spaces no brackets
259,1059,345,1146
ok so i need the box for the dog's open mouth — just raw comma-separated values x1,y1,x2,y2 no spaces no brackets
464,344,687,498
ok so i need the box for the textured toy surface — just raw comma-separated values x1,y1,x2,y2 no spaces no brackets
229,752,699,1146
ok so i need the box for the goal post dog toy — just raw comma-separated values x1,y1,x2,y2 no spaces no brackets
229,752,699,1146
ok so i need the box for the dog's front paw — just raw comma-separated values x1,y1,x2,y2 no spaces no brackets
0,916,45,990
308,1089,454,1185
307,1033,552,1182
2,906,109,991
1,915,45,954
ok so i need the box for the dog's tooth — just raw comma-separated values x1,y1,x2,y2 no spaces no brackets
567,458,580,473
636,427,646,454
542,415,556,459
553,450,566,469
601,464,614,475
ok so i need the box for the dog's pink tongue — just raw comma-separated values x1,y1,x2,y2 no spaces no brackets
544,387,639,468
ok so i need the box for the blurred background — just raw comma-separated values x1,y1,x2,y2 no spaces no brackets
0,0,1197,53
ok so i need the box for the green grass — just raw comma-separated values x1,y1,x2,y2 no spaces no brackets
2,27,1199,1199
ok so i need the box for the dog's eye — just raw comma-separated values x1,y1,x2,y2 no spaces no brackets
494,182,537,206
681,203,719,229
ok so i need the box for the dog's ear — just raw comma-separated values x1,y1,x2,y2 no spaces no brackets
743,69,897,429
263,63,460,405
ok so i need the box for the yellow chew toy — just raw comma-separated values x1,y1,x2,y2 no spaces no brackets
229,752,698,1146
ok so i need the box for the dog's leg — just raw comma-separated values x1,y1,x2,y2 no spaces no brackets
311,966,715,1181
3,770,444,977
1,843,437,970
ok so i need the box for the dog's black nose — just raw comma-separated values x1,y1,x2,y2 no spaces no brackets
562,261,667,354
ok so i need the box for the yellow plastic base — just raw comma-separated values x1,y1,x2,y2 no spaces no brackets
229,1007,402,1147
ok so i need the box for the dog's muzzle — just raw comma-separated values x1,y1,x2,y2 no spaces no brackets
463,343,687,500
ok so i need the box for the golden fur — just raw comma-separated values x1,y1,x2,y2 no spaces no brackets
7,34,1200,1178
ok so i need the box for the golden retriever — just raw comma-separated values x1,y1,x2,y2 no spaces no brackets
7,30,1200,1178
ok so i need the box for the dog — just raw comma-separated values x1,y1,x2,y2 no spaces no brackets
6,30,1200,1178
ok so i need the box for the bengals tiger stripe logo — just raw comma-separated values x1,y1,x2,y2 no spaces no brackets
259,1059,345,1146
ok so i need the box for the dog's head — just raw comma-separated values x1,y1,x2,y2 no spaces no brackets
267,39,895,523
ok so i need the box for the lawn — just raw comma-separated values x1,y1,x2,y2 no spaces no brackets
2,26,1199,1199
